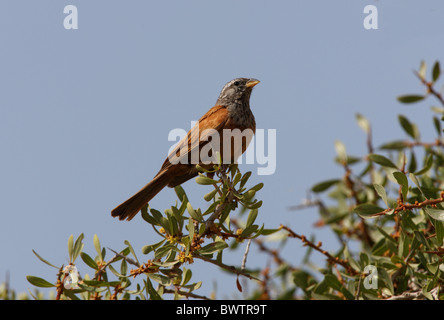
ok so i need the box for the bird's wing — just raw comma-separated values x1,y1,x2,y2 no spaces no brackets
159,105,228,172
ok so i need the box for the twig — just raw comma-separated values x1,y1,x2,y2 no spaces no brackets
204,167,235,233
414,70,444,107
55,266,64,300
386,287,439,300
288,198,322,211
241,239,252,272
164,288,212,300
193,254,261,282
280,225,358,276
367,191,444,217
107,248,140,267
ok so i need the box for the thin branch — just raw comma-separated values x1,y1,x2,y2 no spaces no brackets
241,239,252,271
280,225,358,276
414,70,444,107
164,288,212,300
193,254,261,282
386,287,439,300
367,191,444,217
204,167,235,233
107,248,140,267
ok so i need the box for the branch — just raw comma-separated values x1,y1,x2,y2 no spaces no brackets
164,288,212,300
369,191,444,217
415,70,444,107
204,166,235,233
280,225,358,276
386,287,439,300
192,254,261,282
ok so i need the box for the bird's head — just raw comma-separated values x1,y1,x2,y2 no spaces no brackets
216,78,260,106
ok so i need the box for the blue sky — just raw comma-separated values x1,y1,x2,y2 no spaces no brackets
1,1,444,298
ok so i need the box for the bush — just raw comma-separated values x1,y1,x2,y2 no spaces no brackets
10,60,444,300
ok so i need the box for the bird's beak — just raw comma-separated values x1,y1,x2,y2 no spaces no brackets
246,79,260,88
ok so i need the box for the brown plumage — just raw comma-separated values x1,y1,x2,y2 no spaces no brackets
111,78,259,221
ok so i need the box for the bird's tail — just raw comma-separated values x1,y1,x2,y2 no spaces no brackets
111,171,170,221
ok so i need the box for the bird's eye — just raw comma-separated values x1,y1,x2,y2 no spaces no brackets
233,81,240,86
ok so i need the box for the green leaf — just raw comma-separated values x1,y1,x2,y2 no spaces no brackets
334,140,347,164
424,207,444,222
397,95,425,104
409,173,425,197
165,209,178,236
368,154,398,169
335,155,361,166
398,231,411,258
106,264,125,278
145,278,163,300
250,183,264,192
320,274,355,300
259,228,281,236
311,179,340,193
414,231,430,249
142,239,166,255
195,164,213,173
418,60,427,79
433,116,442,137
174,185,188,202
292,270,314,291
354,203,385,218
141,209,159,226
186,218,194,255
203,188,218,201
93,234,102,261
196,241,228,255
239,171,252,189
376,226,397,244
154,245,175,260
433,219,444,246
379,140,408,150
229,163,239,177
72,234,84,263
151,260,180,267
431,106,444,114
356,113,370,134
246,209,258,228
232,172,242,187
242,189,256,201
68,234,74,262
378,268,394,295
359,252,370,267
372,238,388,256
245,200,263,209
392,171,408,200
195,174,218,185
182,281,202,291
432,61,441,83
181,268,192,286
344,246,361,272
31,250,58,269
80,252,98,270
414,154,433,176
240,225,258,237
150,208,163,223
373,184,388,207
251,224,265,239
124,240,140,265
26,276,55,288
187,203,203,222
82,280,121,287
398,115,418,140
408,151,417,174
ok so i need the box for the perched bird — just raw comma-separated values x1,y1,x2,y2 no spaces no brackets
112,78,260,221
